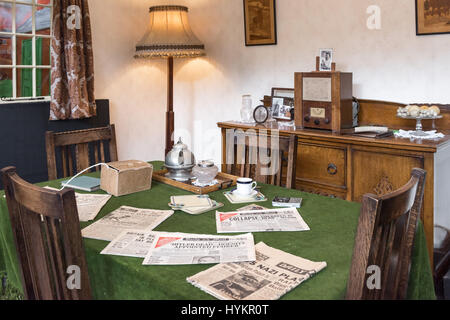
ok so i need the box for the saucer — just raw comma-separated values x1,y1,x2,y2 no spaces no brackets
232,190,258,198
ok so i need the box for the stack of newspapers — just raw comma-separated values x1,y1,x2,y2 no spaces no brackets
83,203,327,300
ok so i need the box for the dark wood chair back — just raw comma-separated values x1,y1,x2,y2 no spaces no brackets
346,168,426,300
224,130,298,188
434,225,450,299
46,125,118,180
1,167,92,300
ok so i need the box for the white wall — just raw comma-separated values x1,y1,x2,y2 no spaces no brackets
89,0,450,164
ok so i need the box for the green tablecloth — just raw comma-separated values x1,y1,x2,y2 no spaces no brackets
0,162,435,300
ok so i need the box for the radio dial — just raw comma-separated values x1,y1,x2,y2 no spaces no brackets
304,116,310,122
314,120,321,125
325,118,330,124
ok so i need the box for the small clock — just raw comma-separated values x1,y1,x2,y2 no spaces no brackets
253,105,269,124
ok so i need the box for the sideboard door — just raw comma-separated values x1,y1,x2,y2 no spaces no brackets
351,146,425,202
351,145,437,264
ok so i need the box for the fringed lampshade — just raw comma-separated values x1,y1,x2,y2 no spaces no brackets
135,5,205,156
134,5,206,59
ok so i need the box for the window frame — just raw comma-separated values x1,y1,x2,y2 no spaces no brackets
0,0,53,101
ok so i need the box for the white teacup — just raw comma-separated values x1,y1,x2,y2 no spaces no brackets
236,178,257,196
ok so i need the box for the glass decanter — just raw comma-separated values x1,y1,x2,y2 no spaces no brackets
240,94,254,123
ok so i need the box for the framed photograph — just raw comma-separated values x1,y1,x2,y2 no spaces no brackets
416,0,450,35
243,0,277,46
271,88,294,99
319,49,333,71
271,88,294,121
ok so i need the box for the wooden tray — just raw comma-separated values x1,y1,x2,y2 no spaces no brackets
152,169,238,195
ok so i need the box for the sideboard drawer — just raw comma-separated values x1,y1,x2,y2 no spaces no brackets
296,142,347,189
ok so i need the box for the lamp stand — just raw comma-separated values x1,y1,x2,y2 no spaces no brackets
165,56,174,156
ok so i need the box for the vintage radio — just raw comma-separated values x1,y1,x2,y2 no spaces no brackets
294,71,354,133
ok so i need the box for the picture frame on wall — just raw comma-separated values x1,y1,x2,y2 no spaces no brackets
243,0,277,46
416,0,450,35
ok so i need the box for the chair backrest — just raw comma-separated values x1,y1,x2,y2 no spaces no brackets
346,168,426,300
46,125,118,180
1,167,92,300
434,225,450,287
224,130,298,189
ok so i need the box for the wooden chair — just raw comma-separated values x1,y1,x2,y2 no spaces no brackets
1,167,92,300
434,225,450,299
346,168,426,300
45,125,118,180
224,130,298,189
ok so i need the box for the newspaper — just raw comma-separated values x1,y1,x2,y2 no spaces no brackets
44,186,111,221
216,208,310,233
81,206,174,241
187,242,327,300
142,232,256,266
100,230,162,258
76,193,111,221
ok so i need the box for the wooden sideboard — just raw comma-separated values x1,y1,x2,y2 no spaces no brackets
218,99,450,266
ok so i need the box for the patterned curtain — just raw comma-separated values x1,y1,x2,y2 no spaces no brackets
50,0,96,120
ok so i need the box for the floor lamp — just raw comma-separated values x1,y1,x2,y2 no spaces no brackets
134,5,206,156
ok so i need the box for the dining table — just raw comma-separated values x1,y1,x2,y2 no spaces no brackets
0,161,435,300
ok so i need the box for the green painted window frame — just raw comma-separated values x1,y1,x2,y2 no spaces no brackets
0,0,53,100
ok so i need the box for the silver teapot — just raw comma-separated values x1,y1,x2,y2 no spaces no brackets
164,138,196,182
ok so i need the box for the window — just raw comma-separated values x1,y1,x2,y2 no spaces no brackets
0,0,52,100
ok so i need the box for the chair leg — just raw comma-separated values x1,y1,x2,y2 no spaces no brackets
1,273,6,293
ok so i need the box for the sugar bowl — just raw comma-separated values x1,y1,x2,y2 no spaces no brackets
192,160,219,185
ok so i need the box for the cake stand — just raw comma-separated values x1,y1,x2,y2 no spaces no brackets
397,115,443,138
